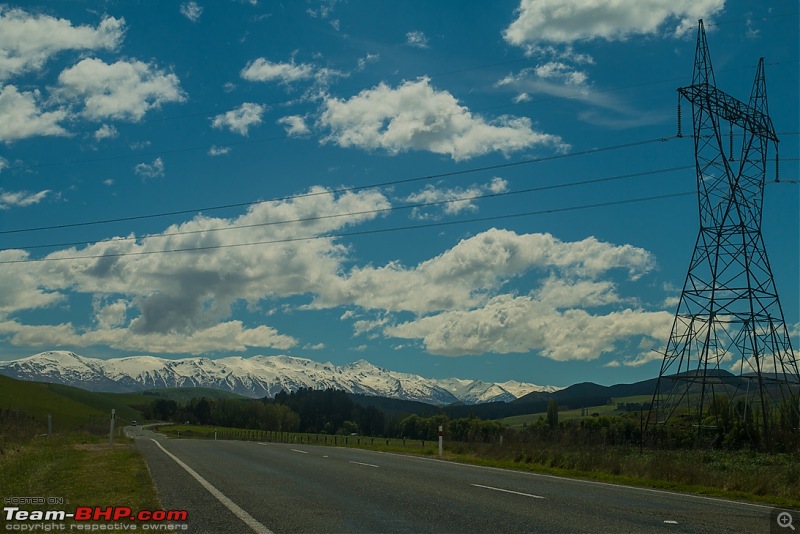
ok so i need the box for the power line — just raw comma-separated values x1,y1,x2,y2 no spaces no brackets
6,165,695,252
0,135,681,236
0,190,698,265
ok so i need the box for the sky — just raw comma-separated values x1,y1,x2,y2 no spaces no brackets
0,0,797,388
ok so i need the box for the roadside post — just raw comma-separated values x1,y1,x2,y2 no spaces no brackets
109,409,115,445
438,425,443,458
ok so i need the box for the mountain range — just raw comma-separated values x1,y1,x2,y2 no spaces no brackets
0,351,559,405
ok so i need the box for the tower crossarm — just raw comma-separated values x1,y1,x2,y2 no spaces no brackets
678,83,778,143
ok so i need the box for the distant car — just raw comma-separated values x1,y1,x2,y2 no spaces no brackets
131,420,138,426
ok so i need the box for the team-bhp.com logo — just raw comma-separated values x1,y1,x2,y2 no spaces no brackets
4,506,188,531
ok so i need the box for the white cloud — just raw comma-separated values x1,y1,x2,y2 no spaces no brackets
94,124,118,141
0,250,65,314
405,177,509,219
386,294,673,360
357,53,379,71
406,31,429,49
180,2,203,22
0,319,296,354
0,187,390,353
0,9,124,81
56,58,185,122
0,85,68,142
0,188,51,209
241,58,315,84
134,157,164,179
277,115,310,136
315,228,656,314
320,77,566,161
503,0,726,45
211,103,266,136
208,145,231,156
93,298,129,329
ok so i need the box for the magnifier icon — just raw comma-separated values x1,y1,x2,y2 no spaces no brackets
778,512,795,530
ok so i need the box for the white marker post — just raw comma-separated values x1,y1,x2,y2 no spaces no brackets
109,409,115,446
438,425,443,458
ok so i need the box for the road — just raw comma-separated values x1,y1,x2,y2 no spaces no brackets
128,426,778,533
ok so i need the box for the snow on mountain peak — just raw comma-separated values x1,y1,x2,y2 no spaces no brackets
0,352,559,405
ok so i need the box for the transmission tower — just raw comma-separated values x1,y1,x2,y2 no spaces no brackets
647,20,799,445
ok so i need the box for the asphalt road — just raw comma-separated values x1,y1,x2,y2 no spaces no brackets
127,426,778,533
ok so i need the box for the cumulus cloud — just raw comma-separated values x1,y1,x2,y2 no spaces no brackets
94,124,118,141
241,58,315,84
503,0,726,45
277,115,310,136
0,250,64,314
211,102,266,135
0,85,68,142
56,58,185,122
405,177,508,219
0,319,296,354
134,157,164,178
386,294,673,360
0,187,390,353
406,31,429,49
314,228,656,314
180,1,203,22
320,77,566,161
0,9,124,81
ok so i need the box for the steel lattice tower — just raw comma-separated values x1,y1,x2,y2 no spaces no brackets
647,21,799,444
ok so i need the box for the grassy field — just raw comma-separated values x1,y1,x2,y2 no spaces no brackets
501,394,653,427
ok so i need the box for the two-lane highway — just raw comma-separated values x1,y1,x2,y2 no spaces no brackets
129,427,775,533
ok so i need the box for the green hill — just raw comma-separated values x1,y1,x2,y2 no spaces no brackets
0,375,252,434
0,374,141,432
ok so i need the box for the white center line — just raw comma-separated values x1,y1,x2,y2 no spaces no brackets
291,448,308,454
471,483,545,499
150,439,273,534
349,460,379,468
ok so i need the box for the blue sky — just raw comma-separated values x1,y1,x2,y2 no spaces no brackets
0,0,797,387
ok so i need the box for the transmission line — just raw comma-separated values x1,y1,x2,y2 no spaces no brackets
0,136,680,236
5,165,695,252
0,190,697,265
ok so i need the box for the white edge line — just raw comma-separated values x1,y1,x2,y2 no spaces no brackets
150,439,273,534
471,483,544,499
362,448,775,511
349,460,379,468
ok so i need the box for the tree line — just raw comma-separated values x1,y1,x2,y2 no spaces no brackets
143,388,799,450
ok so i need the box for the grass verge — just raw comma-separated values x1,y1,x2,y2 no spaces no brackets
156,424,800,508
0,432,161,515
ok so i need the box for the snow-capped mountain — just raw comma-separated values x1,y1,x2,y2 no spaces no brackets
0,351,559,405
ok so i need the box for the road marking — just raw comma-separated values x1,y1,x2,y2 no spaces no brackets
366,450,772,511
664,520,679,525
290,448,308,454
150,439,273,534
471,484,545,499
349,461,379,468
